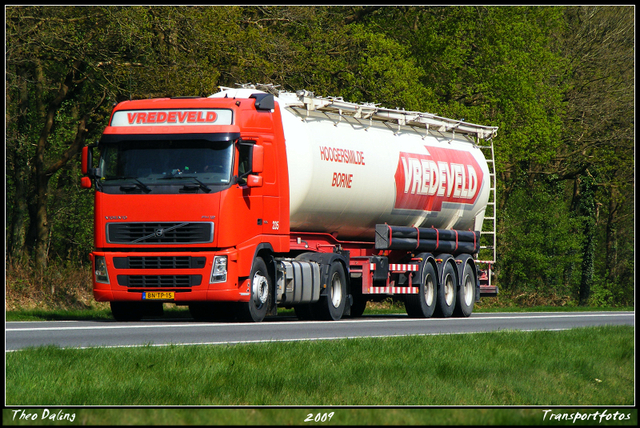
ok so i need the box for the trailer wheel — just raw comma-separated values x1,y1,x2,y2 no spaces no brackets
454,263,475,317
405,262,437,318
435,261,457,318
315,261,347,320
238,257,271,322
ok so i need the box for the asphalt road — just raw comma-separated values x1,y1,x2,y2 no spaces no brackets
5,311,634,352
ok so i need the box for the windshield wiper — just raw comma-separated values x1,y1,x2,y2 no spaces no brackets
107,176,151,192
184,177,212,193
159,175,212,193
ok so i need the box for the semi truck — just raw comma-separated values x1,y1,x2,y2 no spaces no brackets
81,84,498,322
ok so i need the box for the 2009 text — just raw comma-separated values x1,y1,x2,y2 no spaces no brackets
304,412,335,423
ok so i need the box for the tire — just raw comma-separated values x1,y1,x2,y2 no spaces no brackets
346,277,367,318
454,262,475,317
349,294,368,318
238,257,271,322
314,261,347,320
405,262,437,318
435,261,457,318
110,301,143,322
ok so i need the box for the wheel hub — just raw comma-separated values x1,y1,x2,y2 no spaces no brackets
330,273,343,308
252,273,269,305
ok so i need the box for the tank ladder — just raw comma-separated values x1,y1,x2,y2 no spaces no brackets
476,139,498,296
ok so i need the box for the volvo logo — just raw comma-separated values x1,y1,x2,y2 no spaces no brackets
105,216,127,220
154,228,164,237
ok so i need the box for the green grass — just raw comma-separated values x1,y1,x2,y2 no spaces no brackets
6,326,633,406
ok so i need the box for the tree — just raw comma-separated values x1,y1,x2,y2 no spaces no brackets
557,6,634,305
6,7,110,269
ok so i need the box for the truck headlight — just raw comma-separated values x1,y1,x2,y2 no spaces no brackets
95,256,110,284
210,256,228,283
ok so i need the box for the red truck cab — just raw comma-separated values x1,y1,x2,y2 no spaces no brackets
82,92,290,321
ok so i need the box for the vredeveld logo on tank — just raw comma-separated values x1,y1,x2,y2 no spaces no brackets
394,146,484,212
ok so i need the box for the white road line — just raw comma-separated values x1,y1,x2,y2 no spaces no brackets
6,313,633,332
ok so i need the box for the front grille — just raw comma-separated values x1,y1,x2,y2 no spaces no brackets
113,256,206,269
107,222,213,244
117,275,202,288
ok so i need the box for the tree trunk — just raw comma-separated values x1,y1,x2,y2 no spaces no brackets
605,187,618,285
578,175,596,306
6,68,31,264
7,152,29,263
32,60,81,270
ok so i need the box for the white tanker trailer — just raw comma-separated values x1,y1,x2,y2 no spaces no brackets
215,87,493,240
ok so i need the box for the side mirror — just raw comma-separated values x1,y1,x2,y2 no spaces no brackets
81,176,93,189
251,144,264,174
81,146,92,175
247,174,263,188
81,145,96,189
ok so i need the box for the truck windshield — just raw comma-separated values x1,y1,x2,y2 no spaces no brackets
99,139,234,185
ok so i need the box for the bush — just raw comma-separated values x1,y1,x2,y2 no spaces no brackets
5,260,107,312
499,183,584,297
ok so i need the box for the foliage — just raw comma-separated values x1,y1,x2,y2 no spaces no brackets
499,181,584,296
4,5,634,306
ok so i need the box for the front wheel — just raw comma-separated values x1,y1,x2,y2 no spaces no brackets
238,257,271,322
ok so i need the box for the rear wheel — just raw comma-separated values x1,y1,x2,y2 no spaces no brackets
238,257,271,322
454,263,475,317
314,261,347,320
349,294,368,318
345,277,367,318
405,262,437,318
435,261,457,318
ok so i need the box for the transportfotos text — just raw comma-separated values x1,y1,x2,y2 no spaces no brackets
542,409,632,423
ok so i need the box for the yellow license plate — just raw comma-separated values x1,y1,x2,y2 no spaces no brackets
143,291,175,300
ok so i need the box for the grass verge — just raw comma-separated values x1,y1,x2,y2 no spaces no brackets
6,325,633,406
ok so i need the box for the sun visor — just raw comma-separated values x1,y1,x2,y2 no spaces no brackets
99,132,241,144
